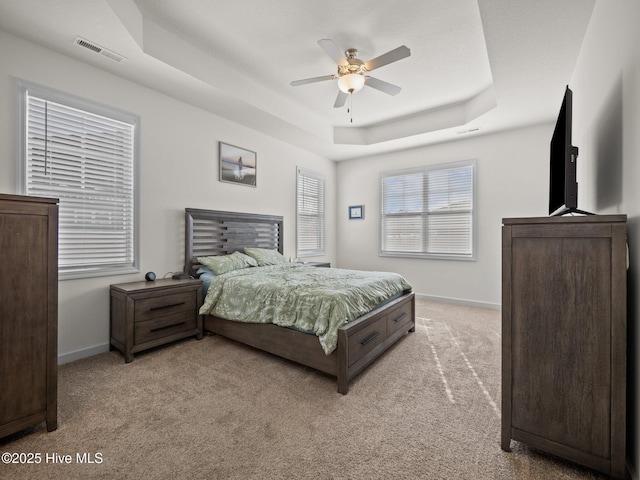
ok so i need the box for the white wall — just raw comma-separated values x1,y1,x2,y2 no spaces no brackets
568,0,640,477
336,123,552,307
0,31,336,362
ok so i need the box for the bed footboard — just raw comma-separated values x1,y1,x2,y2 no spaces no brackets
203,292,415,394
336,292,415,394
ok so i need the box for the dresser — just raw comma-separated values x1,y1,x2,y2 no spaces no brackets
0,193,58,438
110,278,203,362
501,215,627,478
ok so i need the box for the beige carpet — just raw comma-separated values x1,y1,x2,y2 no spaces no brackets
1,299,608,479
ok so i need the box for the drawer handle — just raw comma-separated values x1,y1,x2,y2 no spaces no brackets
150,321,186,333
361,331,381,345
394,312,408,323
150,301,186,311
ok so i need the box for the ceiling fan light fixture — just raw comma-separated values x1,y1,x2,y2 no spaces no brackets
338,74,365,94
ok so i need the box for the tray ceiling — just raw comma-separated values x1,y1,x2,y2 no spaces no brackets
0,0,595,160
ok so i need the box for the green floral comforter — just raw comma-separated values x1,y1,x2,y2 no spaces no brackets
199,264,412,355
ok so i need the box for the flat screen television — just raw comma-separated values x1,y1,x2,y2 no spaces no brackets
548,86,591,216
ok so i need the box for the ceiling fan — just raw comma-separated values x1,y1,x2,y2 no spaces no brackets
290,39,411,109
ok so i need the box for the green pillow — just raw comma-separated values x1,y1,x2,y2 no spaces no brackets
197,251,258,275
243,247,289,266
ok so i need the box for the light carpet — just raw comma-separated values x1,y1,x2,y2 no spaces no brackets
0,299,609,479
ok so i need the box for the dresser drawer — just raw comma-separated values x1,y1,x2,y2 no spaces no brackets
386,300,413,337
135,310,197,345
348,316,387,367
135,291,196,323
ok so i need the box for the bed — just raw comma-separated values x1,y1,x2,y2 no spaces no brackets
184,208,415,394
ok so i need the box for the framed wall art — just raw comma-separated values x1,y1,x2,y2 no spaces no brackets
349,205,364,219
219,142,257,187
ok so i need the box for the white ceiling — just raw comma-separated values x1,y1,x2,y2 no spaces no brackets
0,0,595,161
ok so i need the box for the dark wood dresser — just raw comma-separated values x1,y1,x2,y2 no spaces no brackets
110,278,203,362
501,215,627,478
0,193,58,438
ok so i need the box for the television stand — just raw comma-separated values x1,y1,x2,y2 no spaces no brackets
502,214,627,478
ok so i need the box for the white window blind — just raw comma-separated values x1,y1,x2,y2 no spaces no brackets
381,161,475,259
20,82,138,279
296,168,325,257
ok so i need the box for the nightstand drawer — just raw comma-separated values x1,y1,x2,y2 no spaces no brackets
135,291,196,323
135,310,197,345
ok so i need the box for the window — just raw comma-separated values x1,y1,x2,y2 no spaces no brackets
296,168,325,257
18,81,139,279
381,160,475,260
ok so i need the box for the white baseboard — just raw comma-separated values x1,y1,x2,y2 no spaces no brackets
58,343,110,365
414,293,501,310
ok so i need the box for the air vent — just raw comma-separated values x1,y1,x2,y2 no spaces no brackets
74,37,126,63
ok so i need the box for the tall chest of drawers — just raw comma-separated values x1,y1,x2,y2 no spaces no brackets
0,193,58,438
501,215,627,478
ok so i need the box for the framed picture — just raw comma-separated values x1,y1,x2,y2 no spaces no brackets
219,142,257,187
349,205,364,219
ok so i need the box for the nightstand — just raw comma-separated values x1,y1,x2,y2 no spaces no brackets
110,278,203,362
304,262,331,268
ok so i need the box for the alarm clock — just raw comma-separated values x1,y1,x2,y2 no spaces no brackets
144,271,156,281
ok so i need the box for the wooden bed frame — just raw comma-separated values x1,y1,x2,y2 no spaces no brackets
184,208,415,394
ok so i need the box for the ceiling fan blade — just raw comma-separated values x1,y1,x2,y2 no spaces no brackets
290,75,335,87
365,77,402,96
364,45,411,71
318,39,348,66
334,91,348,108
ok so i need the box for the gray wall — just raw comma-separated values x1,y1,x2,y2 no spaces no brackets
336,123,552,307
569,0,640,476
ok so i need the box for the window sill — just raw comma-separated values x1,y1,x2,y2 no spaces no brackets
59,265,140,281
380,252,476,261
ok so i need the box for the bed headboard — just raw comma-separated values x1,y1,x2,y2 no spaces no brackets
184,208,284,277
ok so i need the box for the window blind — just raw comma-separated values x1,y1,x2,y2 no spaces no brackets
381,161,475,259
22,87,137,278
296,168,325,257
